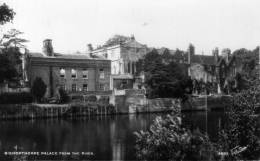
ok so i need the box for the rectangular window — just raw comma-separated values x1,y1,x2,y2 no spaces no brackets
72,84,77,92
83,84,88,91
99,83,105,91
82,69,88,79
99,69,105,79
71,69,77,78
60,68,65,78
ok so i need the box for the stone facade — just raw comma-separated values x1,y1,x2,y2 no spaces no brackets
26,39,111,98
91,36,147,90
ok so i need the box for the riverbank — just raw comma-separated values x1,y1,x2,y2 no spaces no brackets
0,97,180,120
0,95,233,120
182,94,232,111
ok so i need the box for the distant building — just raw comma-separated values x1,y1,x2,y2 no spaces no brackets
91,35,147,90
187,46,243,92
26,39,111,98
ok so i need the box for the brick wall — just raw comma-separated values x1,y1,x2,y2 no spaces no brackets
28,57,111,98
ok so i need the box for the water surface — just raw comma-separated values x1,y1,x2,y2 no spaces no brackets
0,111,226,160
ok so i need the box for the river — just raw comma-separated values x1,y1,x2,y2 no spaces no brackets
0,111,226,161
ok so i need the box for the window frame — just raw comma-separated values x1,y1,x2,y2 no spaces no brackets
83,84,88,91
71,69,77,79
82,69,88,79
99,83,105,91
72,84,77,92
60,68,66,78
99,69,105,79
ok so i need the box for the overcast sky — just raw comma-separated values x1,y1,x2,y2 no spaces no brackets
2,0,260,54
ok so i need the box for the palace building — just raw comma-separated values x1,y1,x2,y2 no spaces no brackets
90,35,148,90
25,39,111,98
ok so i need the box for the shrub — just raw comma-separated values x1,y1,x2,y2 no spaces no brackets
134,109,219,161
0,92,32,104
87,95,97,102
58,88,70,103
218,81,260,160
31,77,46,102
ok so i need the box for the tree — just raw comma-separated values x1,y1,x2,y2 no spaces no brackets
1,29,28,48
0,4,27,85
0,37,26,84
0,54,17,83
218,80,260,160
141,49,191,99
135,108,219,161
232,48,257,79
0,3,15,25
58,88,69,103
104,35,130,47
161,48,173,64
188,43,195,55
31,77,47,102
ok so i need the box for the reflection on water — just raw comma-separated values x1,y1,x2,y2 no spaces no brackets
0,111,225,160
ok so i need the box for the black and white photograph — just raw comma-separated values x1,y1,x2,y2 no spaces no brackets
0,0,260,160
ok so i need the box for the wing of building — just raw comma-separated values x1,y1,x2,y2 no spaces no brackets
25,39,111,98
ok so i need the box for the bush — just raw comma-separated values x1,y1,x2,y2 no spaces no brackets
31,77,46,102
134,109,219,161
87,95,97,102
218,81,260,160
58,88,70,103
0,92,33,104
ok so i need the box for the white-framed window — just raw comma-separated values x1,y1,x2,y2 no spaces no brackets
99,69,105,79
83,84,88,91
60,68,65,78
82,69,88,79
71,69,77,78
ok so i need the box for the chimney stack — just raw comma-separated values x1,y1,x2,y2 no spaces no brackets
87,44,93,53
221,48,231,63
212,47,219,64
130,34,135,41
188,43,195,64
43,39,54,56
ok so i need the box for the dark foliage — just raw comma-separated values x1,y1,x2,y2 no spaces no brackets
1,29,29,48
103,35,130,47
232,47,258,79
0,92,32,104
86,95,97,102
0,54,18,83
0,30,27,84
0,47,23,83
141,49,192,100
135,108,219,161
58,88,70,103
218,81,260,160
31,77,47,102
0,3,15,25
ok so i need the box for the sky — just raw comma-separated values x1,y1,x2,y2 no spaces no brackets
1,0,260,54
